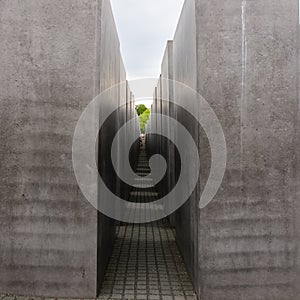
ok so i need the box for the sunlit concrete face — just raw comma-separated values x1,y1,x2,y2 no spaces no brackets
0,0,134,297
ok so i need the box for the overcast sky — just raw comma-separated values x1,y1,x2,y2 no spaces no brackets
110,0,185,80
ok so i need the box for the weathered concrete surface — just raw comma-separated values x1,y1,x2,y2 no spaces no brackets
148,88,158,157
167,0,299,299
96,0,126,291
0,0,131,297
127,88,139,173
197,0,298,299
160,41,176,224
157,75,163,157
296,27,300,298
115,57,126,199
171,0,200,295
160,42,171,195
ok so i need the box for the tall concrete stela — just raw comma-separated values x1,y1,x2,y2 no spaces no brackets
0,0,137,297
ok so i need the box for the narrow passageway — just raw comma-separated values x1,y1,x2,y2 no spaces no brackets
99,137,197,299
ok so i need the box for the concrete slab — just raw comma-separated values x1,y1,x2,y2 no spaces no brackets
170,0,299,298
0,0,129,297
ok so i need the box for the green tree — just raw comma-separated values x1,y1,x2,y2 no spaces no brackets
138,108,150,134
135,104,148,116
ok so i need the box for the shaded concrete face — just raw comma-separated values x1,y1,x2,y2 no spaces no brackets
0,0,133,297
148,88,159,157
158,42,177,224
96,0,125,290
161,42,173,195
297,27,300,298
171,0,200,292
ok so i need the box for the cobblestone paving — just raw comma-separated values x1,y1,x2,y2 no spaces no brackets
98,221,197,300
98,142,197,299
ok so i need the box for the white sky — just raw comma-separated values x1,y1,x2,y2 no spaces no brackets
110,0,185,107
110,1,300,107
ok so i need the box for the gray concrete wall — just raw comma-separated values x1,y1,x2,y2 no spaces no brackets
97,0,125,291
296,26,300,298
172,0,200,293
147,89,157,156
0,0,130,297
128,90,139,172
157,75,163,157
115,58,127,199
169,0,299,299
160,41,176,225
148,88,158,157
161,42,171,197
197,0,298,299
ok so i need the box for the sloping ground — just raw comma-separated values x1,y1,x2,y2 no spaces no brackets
99,221,196,299
99,142,197,299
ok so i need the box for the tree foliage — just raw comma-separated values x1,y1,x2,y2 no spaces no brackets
137,106,150,134
135,104,148,116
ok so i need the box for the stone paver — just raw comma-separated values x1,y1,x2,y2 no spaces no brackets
98,221,197,299
98,142,197,299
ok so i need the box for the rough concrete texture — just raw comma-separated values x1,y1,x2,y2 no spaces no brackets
297,27,300,298
160,41,176,225
127,89,139,173
0,0,134,297
155,76,165,195
160,42,171,196
115,57,126,199
171,1,200,295
96,0,124,291
171,0,299,299
148,0,299,299
148,88,158,157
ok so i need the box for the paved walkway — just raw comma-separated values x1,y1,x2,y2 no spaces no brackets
99,140,197,299
99,221,196,300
